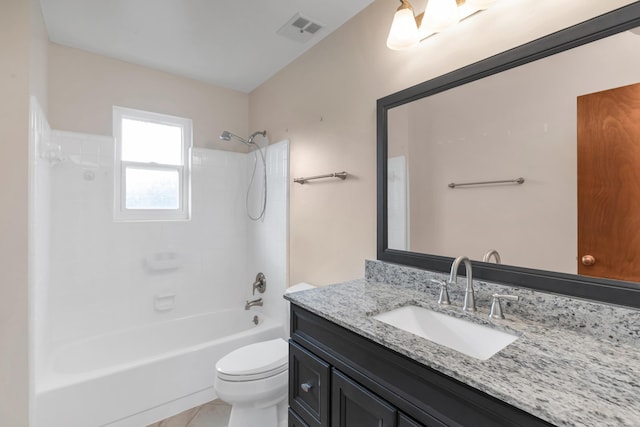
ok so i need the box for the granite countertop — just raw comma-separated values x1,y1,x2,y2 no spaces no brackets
286,278,640,427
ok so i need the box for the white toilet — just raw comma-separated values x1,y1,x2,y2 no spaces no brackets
214,283,315,427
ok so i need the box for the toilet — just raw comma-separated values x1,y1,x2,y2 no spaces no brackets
214,283,315,427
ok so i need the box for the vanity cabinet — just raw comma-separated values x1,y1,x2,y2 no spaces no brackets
290,341,405,427
288,305,553,427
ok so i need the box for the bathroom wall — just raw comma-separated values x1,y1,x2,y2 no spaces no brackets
249,0,637,287
245,140,290,333
47,43,249,152
29,97,52,397
45,133,257,348
0,0,48,424
0,1,30,420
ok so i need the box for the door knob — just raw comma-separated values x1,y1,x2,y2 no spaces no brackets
581,255,596,266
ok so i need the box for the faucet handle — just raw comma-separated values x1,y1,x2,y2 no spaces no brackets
489,294,519,319
430,279,451,305
253,272,266,295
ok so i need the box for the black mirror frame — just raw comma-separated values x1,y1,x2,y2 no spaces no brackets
377,3,640,309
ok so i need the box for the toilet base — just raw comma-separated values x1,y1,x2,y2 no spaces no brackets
227,398,287,427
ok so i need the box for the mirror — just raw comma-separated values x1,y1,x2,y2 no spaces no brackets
377,4,640,308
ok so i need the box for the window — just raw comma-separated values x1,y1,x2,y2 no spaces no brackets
113,106,192,221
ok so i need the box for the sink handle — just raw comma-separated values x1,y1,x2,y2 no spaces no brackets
489,294,519,319
431,279,451,305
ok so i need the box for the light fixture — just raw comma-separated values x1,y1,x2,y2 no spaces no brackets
422,0,459,33
466,0,497,10
386,0,499,50
386,0,421,50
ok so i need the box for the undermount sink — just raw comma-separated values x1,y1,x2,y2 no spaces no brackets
372,305,519,360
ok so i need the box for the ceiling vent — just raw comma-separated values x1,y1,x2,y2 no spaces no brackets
277,13,324,43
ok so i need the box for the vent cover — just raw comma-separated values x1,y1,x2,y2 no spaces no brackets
277,13,324,43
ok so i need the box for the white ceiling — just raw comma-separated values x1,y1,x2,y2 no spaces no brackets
39,0,375,93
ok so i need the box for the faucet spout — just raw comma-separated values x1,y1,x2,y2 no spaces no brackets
449,256,476,312
245,297,263,310
482,249,501,264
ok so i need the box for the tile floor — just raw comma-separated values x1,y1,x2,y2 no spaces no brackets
146,400,231,427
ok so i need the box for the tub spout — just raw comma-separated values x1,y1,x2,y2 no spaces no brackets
245,298,263,310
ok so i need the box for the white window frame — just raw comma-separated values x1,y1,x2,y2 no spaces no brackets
113,106,192,221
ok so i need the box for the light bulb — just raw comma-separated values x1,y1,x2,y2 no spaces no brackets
466,0,497,10
386,2,420,50
422,0,460,33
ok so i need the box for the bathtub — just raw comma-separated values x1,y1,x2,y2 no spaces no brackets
35,309,283,427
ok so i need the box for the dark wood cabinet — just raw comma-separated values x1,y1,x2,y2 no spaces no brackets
331,368,397,427
289,408,311,427
289,342,330,427
289,334,416,427
288,304,553,427
398,413,423,427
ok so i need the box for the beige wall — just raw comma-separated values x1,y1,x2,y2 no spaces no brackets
249,0,636,287
48,43,249,150
0,0,48,424
29,0,48,112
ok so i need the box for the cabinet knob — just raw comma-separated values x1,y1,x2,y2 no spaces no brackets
581,255,596,266
300,382,313,392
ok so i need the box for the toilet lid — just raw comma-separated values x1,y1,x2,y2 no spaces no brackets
216,338,288,381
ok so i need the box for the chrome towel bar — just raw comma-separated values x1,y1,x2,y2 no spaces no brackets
448,177,525,189
294,171,348,184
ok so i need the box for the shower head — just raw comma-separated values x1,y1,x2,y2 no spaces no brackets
219,131,233,141
220,130,250,145
219,130,267,146
248,130,267,143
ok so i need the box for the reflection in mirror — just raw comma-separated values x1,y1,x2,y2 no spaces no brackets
386,27,640,282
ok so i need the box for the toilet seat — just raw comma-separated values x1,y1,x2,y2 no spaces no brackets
216,338,288,382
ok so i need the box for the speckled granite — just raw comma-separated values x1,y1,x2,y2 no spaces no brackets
286,261,640,427
366,259,640,346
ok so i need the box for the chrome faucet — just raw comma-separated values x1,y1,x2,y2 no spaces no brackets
449,256,476,312
482,249,501,264
245,297,263,310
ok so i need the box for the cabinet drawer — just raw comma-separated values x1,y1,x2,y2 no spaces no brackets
289,341,330,427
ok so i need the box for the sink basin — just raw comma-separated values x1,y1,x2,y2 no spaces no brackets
372,305,519,360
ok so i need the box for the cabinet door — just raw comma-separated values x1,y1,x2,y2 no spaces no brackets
289,408,310,427
398,413,425,427
289,342,331,427
331,369,397,427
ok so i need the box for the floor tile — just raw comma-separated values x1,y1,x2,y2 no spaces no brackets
146,400,230,427
186,400,231,427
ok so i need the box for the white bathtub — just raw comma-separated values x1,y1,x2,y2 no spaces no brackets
35,309,283,427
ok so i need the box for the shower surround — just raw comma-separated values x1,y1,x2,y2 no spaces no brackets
30,109,289,426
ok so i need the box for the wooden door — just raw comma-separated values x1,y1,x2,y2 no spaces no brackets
577,82,640,281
